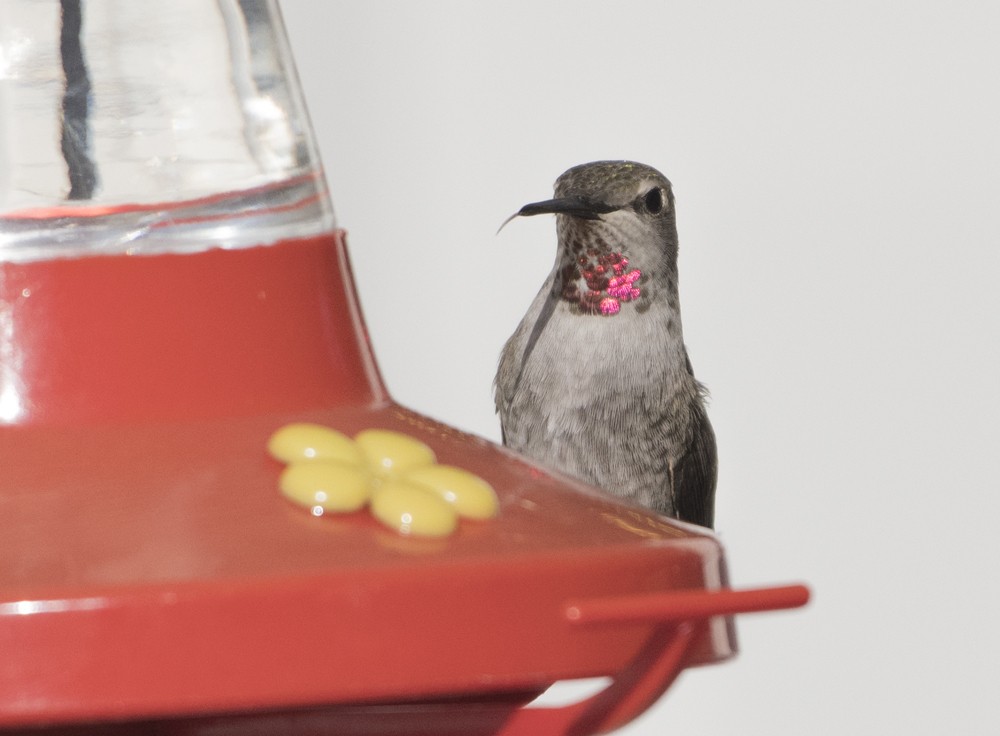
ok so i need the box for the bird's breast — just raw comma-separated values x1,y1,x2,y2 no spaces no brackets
506,299,690,416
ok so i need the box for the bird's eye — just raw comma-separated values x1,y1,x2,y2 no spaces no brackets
642,188,664,215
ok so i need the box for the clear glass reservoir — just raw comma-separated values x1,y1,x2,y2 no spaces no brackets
0,0,333,262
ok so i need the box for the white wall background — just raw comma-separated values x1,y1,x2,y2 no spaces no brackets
281,2,1000,734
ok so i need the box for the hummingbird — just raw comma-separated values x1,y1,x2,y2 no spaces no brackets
494,161,717,527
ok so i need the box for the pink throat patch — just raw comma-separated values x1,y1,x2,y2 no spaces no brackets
560,250,642,316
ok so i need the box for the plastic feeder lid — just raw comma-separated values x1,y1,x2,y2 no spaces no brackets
0,233,808,735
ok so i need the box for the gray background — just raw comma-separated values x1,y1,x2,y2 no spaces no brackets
281,2,1000,733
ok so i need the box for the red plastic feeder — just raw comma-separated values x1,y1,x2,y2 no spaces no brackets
0,4,807,734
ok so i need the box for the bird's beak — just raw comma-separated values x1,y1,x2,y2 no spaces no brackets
517,196,618,220
497,196,618,233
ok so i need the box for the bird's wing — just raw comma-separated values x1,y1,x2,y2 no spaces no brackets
671,348,717,528
494,274,562,448
671,400,717,528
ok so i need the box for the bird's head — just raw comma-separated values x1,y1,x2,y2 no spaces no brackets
503,161,679,316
